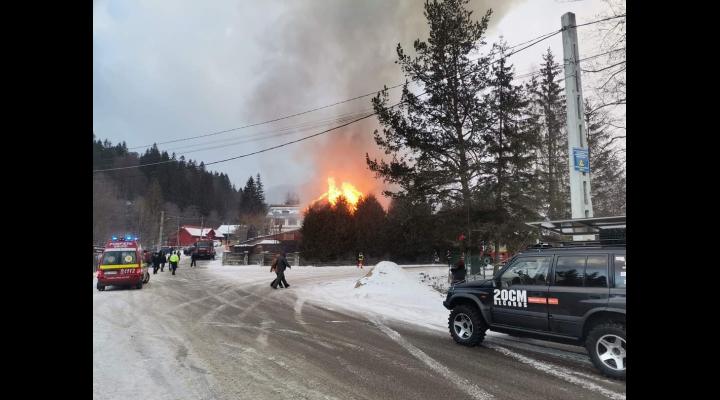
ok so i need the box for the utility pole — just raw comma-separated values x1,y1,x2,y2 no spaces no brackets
200,215,204,240
158,211,164,250
562,12,594,236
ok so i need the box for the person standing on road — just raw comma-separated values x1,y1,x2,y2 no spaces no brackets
169,251,179,275
450,256,466,285
271,251,291,289
357,252,364,269
160,251,167,272
190,249,197,268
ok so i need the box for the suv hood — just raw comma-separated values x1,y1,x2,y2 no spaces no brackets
454,279,494,289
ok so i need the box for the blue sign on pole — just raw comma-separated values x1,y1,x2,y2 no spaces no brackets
573,147,590,173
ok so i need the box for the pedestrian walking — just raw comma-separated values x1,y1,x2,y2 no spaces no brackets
269,254,285,288
160,251,167,272
152,251,161,274
271,251,291,289
190,250,197,267
169,251,179,275
357,252,364,269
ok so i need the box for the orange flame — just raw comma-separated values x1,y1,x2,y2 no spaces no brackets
314,177,364,211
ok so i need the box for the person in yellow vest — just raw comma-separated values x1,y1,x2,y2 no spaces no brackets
169,251,180,275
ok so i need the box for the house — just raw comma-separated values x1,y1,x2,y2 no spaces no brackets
170,226,216,247
215,224,243,245
229,229,302,264
266,205,303,234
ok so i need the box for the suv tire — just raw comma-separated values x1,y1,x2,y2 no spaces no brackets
585,322,626,380
97,282,105,291
136,280,143,290
448,304,486,346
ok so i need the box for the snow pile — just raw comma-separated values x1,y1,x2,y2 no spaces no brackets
296,262,450,332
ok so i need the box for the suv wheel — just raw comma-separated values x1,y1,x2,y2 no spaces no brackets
97,282,105,291
136,280,143,290
448,304,486,346
585,322,626,379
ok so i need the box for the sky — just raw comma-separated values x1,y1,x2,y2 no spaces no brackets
93,0,620,207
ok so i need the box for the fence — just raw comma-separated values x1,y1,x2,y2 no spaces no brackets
222,251,300,266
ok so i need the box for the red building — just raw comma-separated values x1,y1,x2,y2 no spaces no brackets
169,226,217,246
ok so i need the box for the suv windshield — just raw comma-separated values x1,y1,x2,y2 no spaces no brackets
196,242,211,248
102,251,137,265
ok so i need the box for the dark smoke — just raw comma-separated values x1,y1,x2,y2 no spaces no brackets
247,0,522,208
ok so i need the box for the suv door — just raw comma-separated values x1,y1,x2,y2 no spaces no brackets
548,253,611,337
491,255,552,332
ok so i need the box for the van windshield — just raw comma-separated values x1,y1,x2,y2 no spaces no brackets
102,251,137,265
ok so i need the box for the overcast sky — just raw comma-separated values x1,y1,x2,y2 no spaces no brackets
93,0,616,206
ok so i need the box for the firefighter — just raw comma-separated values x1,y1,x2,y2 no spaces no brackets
357,252,364,269
169,251,179,275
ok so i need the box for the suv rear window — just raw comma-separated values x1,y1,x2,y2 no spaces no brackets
614,255,626,288
196,242,211,248
554,255,609,288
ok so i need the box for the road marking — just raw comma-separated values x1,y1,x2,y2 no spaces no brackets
486,344,625,400
371,317,494,400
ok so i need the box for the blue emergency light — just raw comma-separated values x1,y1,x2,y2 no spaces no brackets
111,236,118,241
125,235,132,241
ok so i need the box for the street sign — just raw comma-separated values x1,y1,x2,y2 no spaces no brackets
573,147,590,173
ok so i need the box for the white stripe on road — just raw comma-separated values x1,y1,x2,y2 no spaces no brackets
486,343,625,400
371,317,494,400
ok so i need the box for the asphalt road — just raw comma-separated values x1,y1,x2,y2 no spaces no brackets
93,260,626,400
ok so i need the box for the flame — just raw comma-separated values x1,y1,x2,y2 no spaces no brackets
314,177,364,211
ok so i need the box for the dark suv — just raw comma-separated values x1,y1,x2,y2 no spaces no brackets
443,245,626,379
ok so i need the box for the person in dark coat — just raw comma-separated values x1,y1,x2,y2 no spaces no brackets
152,251,161,274
160,252,167,272
190,249,197,267
269,255,285,288
450,256,466,284
271,251,291,289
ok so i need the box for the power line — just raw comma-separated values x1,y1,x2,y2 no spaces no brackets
127,83,406,150
95,15,625,172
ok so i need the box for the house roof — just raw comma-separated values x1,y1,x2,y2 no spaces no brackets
215,225,241,237
183,227,214,237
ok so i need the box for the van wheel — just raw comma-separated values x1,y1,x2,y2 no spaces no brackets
585,322,626,380
448,304,486,346
97,283,105,291
144,272,150,283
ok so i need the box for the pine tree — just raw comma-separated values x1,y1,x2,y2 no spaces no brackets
367,0,493,220
529,48,570,219
353,195,387,258
481,42,540,267
585,99,626,216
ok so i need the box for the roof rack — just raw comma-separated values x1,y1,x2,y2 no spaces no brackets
526,239,625,250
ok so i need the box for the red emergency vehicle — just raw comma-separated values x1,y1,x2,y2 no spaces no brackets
96,237,150,291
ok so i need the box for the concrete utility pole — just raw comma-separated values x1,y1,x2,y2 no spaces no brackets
158,211,164,250
562,12,594,226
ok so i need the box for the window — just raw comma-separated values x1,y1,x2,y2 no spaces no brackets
585,255,608,287
554,256,585,287
500,257,551,288
614,255,626,289
288,218,297,226
101,251,136,265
